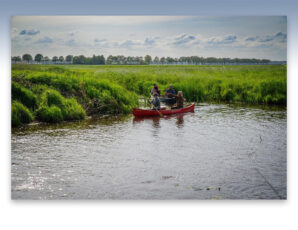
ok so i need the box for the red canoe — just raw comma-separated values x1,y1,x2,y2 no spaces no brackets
133,103,195,117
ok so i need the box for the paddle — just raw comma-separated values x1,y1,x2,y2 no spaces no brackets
147,98,163,117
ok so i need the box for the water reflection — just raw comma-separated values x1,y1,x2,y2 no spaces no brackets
12,115,132,136
176,114,184,128
11,103,287,199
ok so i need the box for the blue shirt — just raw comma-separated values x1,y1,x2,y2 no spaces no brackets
166,89,176,98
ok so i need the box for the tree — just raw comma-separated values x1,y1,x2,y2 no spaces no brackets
78,55,86,64
166,57,174,63
66,55,73,63
12,56,21,62
59,56,64,62
136,56,144,65
34,54,43,63
144,55,152,65
160,57,166,64
92,55,105,65
106,55,113,65
98,55,105,65
153,56,159,64
52,56,58,63
44,56,50,62
72,56,79,64
22,54,32,63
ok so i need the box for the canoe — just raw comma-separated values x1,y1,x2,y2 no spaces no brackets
133,103,195,117
159,97,176,104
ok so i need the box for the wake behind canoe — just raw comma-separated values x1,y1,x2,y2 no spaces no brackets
132,103,195,117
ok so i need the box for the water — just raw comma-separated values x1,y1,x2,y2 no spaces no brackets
11,103,287,199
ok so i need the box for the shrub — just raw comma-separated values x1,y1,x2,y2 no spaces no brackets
36,89,86,122
11,81,37,110
36,105,63,123
11,101,34,127
64,98,86,120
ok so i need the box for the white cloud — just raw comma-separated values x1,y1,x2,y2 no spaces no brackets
207,35,237,45
244,32,286,43
35,36,53,44
94,38,106,43
68,31,78,37
172,33,196,46
11,15,287,61
144,38,156,46
19,29,40,36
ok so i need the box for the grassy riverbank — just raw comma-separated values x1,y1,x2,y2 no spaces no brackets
11,64,286,127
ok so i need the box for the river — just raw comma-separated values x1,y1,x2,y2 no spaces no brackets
11,103,287,199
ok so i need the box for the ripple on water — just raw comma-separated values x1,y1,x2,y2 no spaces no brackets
11,103,286,199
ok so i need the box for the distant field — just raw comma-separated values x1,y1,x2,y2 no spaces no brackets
65,64,286,104
11,64,287,126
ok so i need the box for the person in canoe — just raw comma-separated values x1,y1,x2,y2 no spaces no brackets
171,91,185,109
151,83,161,97
149,93,160,110
165,84,176,98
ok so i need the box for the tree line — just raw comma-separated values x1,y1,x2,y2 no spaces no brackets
12,53,272,65
12,54,105,65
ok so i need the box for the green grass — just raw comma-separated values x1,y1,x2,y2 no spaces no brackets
35,89,86,122
12,81,37,110
11,101,34,127
11,64,286,126
83,65,286,105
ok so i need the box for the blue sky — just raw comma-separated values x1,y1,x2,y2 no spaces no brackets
11,16,287,60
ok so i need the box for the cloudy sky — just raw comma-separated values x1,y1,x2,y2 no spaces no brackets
11,16,287,60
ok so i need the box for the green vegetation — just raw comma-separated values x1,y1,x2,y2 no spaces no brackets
83,65,286,105
35,89,86,123
11,64,286,127
11,101,34,127
12,81,37,109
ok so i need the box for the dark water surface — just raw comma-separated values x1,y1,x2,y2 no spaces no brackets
11,104,286,199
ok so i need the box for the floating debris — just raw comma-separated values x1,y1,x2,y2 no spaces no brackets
162,176,174,180
191,186,203,191
141,180,154,184
206,186,221,191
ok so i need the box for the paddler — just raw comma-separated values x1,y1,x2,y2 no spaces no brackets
150,93,160,110
151,83,161,97
165,84,176,98
171,91,185,109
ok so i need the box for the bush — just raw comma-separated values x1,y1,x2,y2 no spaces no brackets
36,105,63,123
12,81,37,110
36,89,86,122
11,101,34,127
64,98,86,120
